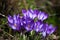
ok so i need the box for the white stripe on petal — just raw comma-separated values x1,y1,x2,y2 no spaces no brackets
12,25,16,29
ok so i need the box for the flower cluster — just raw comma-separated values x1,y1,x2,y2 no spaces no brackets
8,9,56,37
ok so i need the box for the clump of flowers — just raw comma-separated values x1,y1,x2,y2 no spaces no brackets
8,9,56,37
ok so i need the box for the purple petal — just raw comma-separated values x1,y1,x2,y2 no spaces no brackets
8,15,13,23
42,14,48,21
25,20,34,31
13,14,17,24
42,31,46,37
8,14,21,30
38,11,48,21
22,9,27,17
33,9,39,15
22,9,27,13
27,9,34,19
33,20,43,32
47,24,56,34
9,24,16,30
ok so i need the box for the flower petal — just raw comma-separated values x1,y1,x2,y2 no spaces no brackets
42,31,46,37
13,14,17,24
8,15,13,23
38,12,48,21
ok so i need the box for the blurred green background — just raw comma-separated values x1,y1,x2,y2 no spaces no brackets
0,0,60,40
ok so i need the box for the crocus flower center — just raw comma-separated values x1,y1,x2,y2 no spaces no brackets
14,24,17,27
28,25,30,28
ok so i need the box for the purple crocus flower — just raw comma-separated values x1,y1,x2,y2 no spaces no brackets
24,20,34,31
22,9,39,19
33,20,43,32
8,14,21,30
41,23,56,37
37,11,48,21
